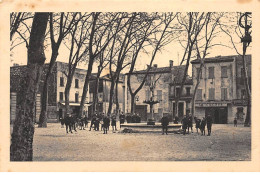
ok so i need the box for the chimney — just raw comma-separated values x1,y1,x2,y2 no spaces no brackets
153,64,158,68
169,60,173,67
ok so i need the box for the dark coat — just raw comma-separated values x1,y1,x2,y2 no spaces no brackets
182,117,188,129
195,119,201,128
206,116,212,127
200,119,206,130
103,117,110,128
111,118,116,126
161,116,169,126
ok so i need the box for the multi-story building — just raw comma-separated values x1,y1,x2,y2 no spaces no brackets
10,61,90,123
191,55,251,124
88,73,125,116
125,60,192,122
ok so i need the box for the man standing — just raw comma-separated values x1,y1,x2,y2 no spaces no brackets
103,115,110,134
161,116,169,135
200,117,206,136
119,112,125,128
234,117,238,127
182,116,188,135
89,117,96,131
187,113,193,134
206,114,213,136
111,116,117,131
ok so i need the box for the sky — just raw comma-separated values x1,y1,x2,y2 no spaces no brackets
10,12,252,77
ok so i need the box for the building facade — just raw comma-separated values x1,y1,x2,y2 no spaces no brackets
125,60,192,122
10,61,90,123
191,55,251,124
88,73,125,116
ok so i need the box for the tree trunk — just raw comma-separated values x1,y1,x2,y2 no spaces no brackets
92,72,101,113
130,93,135,114
64,68,75,115
10,13,49,161
115,77,120,115
191,62,203,117
38,52,58,127
79,56,95,118
242,44,251,127
107,78,116,115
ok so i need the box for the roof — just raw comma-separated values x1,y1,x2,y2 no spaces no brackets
191,54,251,64
129,65,185,75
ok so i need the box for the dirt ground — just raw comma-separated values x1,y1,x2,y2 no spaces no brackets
32,123,251,161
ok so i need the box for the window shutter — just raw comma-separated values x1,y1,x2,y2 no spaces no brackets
221,88,224,100
224,88,228,100
221,66,228,78
196,89,202,100
209,88,215,100
208,67,214,79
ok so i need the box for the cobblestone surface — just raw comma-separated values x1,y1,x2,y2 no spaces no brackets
33,123,251,161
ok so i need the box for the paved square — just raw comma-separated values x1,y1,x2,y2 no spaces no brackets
33,123,251,161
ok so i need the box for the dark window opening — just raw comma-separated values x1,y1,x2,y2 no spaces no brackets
221,66,228,78
75,79,79,88
208,67,215,79
60,77,64,87
75,93,79,103
186,87,191,96
59,92,63,101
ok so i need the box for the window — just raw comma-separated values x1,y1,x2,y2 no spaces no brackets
157,90,162,101
208,88,215,100
75,93,79,103
208,67,215,79
186,87,191,96
221,66,228,78
59,92,63,101
196,68,202,79
75,79,79,88
175,87,180,96
196,89,202,100
221,88,228,100
145,90,151,100
60,77,64,87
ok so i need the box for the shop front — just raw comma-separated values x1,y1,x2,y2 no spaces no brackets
195,102,231,124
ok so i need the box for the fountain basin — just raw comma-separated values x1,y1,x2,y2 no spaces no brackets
120,123,182,133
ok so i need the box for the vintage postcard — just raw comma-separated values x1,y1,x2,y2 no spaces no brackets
0,0,260,172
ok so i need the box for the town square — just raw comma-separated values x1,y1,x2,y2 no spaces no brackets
9,12,252,162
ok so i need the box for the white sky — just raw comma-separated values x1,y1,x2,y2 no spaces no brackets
10,12,252,77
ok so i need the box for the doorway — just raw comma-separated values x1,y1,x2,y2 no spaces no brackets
205,107,227,124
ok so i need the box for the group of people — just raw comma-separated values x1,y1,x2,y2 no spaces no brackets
89,112,126,134
193,115,212,136
160,113,213,136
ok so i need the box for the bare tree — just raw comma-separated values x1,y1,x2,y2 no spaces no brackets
174,12,209,119
10,13,49,161
191,13,224,118
38,12,80,127
38,12,79,127
62,13,91,116
78,12,120,118
127,12,177,114
106,13,138,115
218,12,252,126
10,12,33,41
